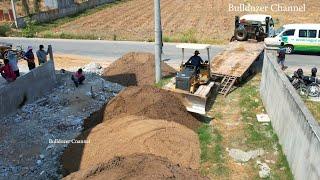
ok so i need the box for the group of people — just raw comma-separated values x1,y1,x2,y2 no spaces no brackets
0,45,49,83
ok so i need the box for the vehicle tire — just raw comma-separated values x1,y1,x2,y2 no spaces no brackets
307,84,320,97
235,28,248,41
299,84,308,97
230,36,236,42
284,45,294,54
3,51,9,60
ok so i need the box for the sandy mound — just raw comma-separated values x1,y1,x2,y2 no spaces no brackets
103,85,200,131
61,116,200,175
64,154,208,180
102,52,176,86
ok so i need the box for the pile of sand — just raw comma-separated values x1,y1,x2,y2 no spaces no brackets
64,154,208,180
61,116,200,175
102,52,176,86
103,85,200,131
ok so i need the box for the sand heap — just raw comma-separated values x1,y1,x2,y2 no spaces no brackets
64,154,208,180
103,85,200,131
102,52,176,86
62,116,200,175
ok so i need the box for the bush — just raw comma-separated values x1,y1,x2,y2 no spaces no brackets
21,18,36,38
0,24,11,37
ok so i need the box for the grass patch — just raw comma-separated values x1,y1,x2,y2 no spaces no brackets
198,124,229,177
154,77,172,88
238,75,293,179
16,0,128,39
163,29,198,43
304,100,320,123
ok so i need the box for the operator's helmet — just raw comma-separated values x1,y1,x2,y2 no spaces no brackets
311,67,317,75
194,50,200,55
297,68,303,77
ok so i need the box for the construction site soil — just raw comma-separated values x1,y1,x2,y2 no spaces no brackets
102,52,176,86
62,116,200,175
64,154,208,180
103,85,200,131
60,52,205,179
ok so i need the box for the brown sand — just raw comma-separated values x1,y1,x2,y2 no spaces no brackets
102,52,176,86
61,116,200,175
64,153,208,180
103,85,200,131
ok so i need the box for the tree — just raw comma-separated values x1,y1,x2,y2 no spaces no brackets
21,0,30,16
34,0,41,13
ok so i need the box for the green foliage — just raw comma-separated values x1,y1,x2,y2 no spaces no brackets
198,124,228,176
154,77,172,88
21,18,36,38
0,24,11,37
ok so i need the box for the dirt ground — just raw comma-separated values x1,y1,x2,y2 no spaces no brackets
58,52,204,179
61,115,200,175
46,0,320,43
202,74,293,179
103,85,200,131
64,154,208,180
102,52,176,86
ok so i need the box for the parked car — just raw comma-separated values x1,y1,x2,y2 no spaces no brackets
265,24,320,54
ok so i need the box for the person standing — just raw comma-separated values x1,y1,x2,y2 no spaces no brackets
7,50,20,77
36,45,48,65
0,59,16,82
278,42,286,70
24,46,36,70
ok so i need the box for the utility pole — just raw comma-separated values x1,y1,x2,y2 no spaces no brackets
10,0,18,28
154,0,162,83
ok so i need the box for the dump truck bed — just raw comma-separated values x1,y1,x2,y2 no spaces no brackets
210,41,265,77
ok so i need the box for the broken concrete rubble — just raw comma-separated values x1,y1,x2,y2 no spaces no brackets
227,148,265,163
257,160,271,178
0,71,123,179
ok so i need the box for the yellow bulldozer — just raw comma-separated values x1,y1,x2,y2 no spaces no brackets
163,44,215,115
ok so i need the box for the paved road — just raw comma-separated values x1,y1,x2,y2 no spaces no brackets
0,37,319,70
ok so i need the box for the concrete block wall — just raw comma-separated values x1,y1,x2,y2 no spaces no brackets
17,0,115,28
260,50,320,180
0,60,57,116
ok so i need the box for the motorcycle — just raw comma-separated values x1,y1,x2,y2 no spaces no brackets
290,75,320,98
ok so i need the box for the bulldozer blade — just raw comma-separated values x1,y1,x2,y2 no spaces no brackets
183,94,208,115
163,79,216,115
183,82,215,115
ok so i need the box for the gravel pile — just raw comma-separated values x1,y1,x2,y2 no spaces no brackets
0,71,123,179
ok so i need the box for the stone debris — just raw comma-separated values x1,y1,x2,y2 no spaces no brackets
227,148,265,163
82,62,103,75
0,71,123,179
256,114,271,122
257,160,271,178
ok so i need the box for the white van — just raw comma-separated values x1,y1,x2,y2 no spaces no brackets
265,24,320,54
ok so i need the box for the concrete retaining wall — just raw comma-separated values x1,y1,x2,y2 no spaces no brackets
0,60,57,116
260,50,320,180
17,0,115,28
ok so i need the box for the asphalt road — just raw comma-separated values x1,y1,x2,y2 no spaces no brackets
0,37,319,70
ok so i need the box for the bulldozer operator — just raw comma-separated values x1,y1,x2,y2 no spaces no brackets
186,50,204,74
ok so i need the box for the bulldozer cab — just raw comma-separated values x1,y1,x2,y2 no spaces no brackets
176,43,211,78
175,43,211,93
